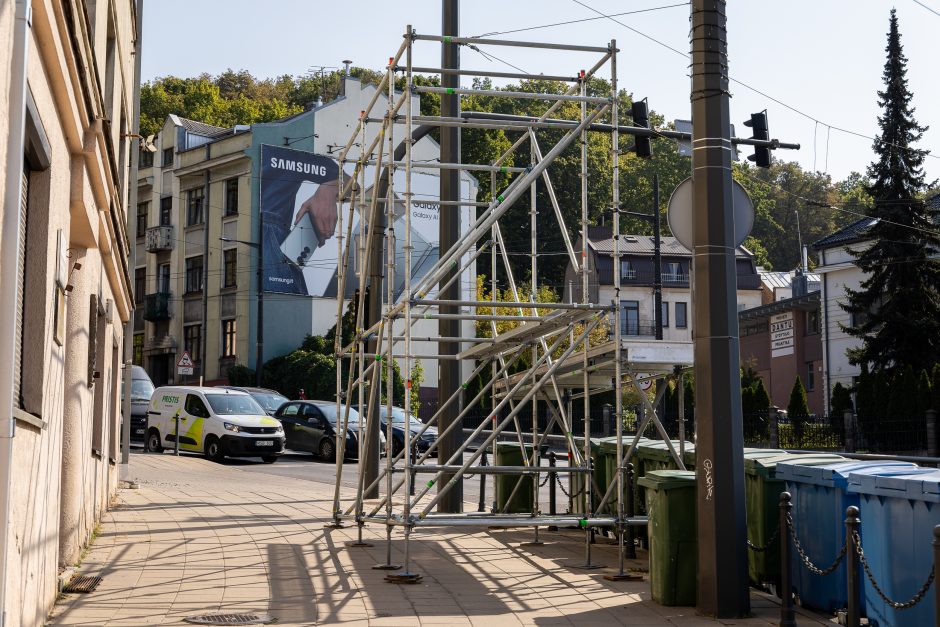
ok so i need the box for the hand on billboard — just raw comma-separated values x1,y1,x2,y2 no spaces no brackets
295,180,339,245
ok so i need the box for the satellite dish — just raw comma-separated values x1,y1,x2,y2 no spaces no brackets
666,176,754,250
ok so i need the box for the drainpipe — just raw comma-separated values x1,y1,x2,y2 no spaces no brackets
121,0,144,465
0,2,33,624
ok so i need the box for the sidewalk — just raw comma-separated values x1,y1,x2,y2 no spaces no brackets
48,454,831,626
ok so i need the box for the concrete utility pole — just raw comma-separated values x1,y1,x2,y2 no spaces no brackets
690,0,749,617
437,0,462,513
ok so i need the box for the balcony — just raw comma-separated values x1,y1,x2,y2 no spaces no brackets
143,292,172,321
661,272,689,285
143,334,177,354
145,225,174,252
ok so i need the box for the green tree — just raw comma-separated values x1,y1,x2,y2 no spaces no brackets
842,10,940,375
830,382,854,416
788,376,810,444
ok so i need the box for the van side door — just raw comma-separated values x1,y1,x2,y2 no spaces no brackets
181,393,210,450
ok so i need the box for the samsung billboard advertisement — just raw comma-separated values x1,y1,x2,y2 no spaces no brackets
260,144,463,299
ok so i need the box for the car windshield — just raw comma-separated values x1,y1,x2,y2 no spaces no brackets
251,391,288,412
204,393,266,416
386,406,422,427
131,379,154,402
316,404,360,425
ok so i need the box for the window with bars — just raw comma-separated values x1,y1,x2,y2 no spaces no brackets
136,202,148,237
186,187,205,226
184,324,202,364
222,319,237,357
225,178,239,216
223,249,237,288
185,257,203,294
159,196,172,226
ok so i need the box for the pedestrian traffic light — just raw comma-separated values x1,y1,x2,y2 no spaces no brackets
743,110,771,168
631,99,652,158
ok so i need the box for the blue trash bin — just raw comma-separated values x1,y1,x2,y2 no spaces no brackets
775,460,919,613
847,468,940,627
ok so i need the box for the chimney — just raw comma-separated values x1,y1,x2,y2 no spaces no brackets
340,60,352,97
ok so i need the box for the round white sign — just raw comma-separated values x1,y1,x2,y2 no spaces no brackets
666,176,755,250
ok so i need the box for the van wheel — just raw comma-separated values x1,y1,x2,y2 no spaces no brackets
318,439,336,462
146,429,163,453
261,455,278,464
204,436,224,463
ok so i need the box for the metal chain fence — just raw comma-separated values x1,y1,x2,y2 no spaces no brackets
746,524,780,553
852,529,935,610
786,512,846,576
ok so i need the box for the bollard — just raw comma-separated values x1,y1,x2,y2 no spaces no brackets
478,448,487,512
934,526,940,626
769,406,779,448
845,505,861,627
844,410,856,453
174,410,180,456
779,492,796,627
927,410,939,458
624,463,637,559
548,451,557,516
567,451,574,514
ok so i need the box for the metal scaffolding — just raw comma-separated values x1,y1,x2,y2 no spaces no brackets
330,27,692,583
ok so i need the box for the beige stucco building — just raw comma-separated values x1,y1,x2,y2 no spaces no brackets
0,2,140,626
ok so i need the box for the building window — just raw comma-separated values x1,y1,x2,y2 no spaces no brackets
806,362,816,392
222,319,237,357
158,263,171,293
185,256,203,294
133,333,144,365
186,187,205,226
223,249,237,288
676,302,688,328
806,309,820,335
159,196,172,226
664,261,683,282
136,202,148,236
225,178,239,216
162,147,174,169
135,267,146,300
660,301,669,328
621,259,636,280
139,148,153,168
184,324,202,364
620,300,639,336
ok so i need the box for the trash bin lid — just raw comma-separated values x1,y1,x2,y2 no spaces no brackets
847,467,940,501
637,440,689,462
744,453,845,478
637,469,696,490
776,460,917,488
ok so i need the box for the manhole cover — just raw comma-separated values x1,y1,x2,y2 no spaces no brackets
62,575,102,593
183,614,275,625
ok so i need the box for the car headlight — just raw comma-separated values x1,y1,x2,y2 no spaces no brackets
275,425,283,433
223,422,240,433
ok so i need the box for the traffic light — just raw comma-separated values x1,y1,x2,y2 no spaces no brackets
631,99,652,158
743,110,771,168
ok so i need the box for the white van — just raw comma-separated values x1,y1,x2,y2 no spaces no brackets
146,386,286,463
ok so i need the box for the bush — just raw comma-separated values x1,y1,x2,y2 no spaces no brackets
226,364,255,386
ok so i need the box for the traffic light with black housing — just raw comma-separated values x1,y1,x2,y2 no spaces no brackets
744,110,771,168
631,99,652,158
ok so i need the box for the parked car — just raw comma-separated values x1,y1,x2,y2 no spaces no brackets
379,406,438,457
274,400,385,461
128,365,155,444
147,386,285,463
217,386,288,416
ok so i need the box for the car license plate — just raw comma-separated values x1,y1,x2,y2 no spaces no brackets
135,429,145,435
256,440,273,447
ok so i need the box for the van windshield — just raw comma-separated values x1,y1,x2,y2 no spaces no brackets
131,379,155,402
204,394,266,416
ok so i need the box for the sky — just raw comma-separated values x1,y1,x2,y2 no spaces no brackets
141,1,940,187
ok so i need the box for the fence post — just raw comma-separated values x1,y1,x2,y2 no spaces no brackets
927,409,938,458
843,411,856,453
933,525,940,627
845,505,861,627
625,462,636,559
769,406,779,448
779,491,795,627
478,448,487,512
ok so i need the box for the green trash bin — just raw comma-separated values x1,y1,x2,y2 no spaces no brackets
636,440,690,518
568,439,602,515
495,442,545,514
743,452,845,586
596,437,628,514
638,470,698,606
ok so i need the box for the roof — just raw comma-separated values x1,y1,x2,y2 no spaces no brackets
168,114,230,138
758,268,821,290
738,290,821,321
586,225,752,259
812,216,878,251
154,385,249,394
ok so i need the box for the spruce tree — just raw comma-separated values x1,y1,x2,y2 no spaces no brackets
842,9,940,374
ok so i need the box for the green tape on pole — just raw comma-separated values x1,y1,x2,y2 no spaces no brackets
376,355,382,361
579,518,587,529
500,166,507,173
446,87,456,95
497,194,504,202
427,480,435,488
443,35,452,43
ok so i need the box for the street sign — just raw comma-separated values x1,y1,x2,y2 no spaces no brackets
674,119,739,160
666,176,754,250
177,351,194,376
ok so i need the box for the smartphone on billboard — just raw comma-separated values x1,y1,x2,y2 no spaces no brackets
280,181,324,267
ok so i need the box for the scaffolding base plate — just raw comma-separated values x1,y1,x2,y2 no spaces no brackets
323,523,345,529
519,541,544,547
344,541,374,548
603,573,643,581
571,563,605,570
385,572,422,584
372,563,402,571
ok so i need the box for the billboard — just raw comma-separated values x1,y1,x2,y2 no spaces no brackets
260,144,467,299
